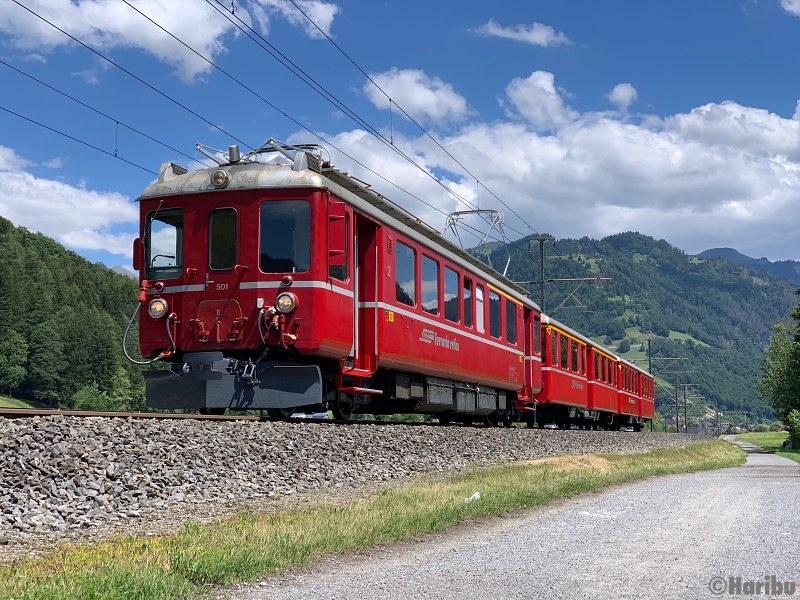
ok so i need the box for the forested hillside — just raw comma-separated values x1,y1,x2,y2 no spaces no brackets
484,232,799,422
0,217,143,408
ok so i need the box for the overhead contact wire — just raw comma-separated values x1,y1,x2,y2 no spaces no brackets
0,59,213,169
9,0,253,150
0,105,157,174
284,0,539,238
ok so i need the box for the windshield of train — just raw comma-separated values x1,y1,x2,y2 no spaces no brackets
259,201,311,273
145,208,183,279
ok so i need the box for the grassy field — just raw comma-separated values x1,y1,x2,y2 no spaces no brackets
0,440,744,600
737,432,800,464
0,395,35,409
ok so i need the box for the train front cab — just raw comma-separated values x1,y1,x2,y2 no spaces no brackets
135,185,372,412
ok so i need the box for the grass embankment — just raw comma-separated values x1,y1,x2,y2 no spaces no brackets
737,432,800,464
0,440,744,600
0,395,35,409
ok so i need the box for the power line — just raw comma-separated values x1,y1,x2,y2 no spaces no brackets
130,0,484,221
0,59,213,169
284,0,540,237
0,105,157,175
9,0,252,150
118,0,532,256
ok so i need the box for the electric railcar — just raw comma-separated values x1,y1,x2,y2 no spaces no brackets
127,140,653,429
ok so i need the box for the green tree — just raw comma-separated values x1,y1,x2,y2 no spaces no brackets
757,290,800,421
617,338,631,353
0,329,28,395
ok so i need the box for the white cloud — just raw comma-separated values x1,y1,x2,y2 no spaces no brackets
251,0,340,38
0,0,340,82
0,146,137,257
41,157,64,169
473,19,570,47
606,83,638,112
504,71,577,130
780,0,800,16
363,68,474,124
313,70,800,260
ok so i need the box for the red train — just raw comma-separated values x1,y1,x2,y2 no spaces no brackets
127,140,653,429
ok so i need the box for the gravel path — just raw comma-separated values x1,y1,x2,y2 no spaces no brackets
0,415,699,562
232,438,800,600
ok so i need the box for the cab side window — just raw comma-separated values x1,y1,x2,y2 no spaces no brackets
209,208,237,270
395,241,416,307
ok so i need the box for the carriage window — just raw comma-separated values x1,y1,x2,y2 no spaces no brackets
570,339,579,373
395,241,416,307
463,278,473,328
534,317,540,354
444,267,459,323
209,208,237,270
560,335,568,369
421,256,439,315
601,357,606,382
476,285,485,333
259,201,310,273
329,214,348,281
145,208,183,280
489,291,501,338
581,345,586,375
506,299,516,345
551,331,557,366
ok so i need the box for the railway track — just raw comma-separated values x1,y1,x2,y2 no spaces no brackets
0,407,444,426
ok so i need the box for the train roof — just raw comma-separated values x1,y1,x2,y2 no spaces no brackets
138,158,540,311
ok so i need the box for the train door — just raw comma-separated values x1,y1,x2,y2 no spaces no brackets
523,309,543,395
350,214,380,375
194,204,244,345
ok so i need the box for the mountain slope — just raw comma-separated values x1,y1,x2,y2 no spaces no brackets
0,217,142,406
485,232,799,422
697,248,800,284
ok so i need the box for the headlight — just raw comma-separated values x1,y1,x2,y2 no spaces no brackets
211,169,229,189
148,298,168,319
275,292,297,314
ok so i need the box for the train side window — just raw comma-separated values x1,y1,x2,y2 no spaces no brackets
209,208,237,270
463,278,473,327
570,339,578,373
444,266,459,323
533,317,540,354
421,255,439,316
550,331,557,366
476,285,485,333
328,214,348,281
259,201,310,273
395,241,416,307
506,299,516,345
581,345,586,375
145,208,183,280
489,291,501,338
560,335,568,369
601,356,606,382
594,353,599,379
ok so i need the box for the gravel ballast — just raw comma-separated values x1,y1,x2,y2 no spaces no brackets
0,416,700,551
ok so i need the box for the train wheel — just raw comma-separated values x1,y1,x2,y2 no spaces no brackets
482,413,498,427
331,393,355,421
198,407,226,416
438,415,452,426
267,407,296,419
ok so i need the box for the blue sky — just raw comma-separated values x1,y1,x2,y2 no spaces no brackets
1,0,800,268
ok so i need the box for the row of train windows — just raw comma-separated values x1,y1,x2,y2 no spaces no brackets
549,332,587,375
146,202,314,278
593,353,618,386
621,369,637,393
394,239,517,344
